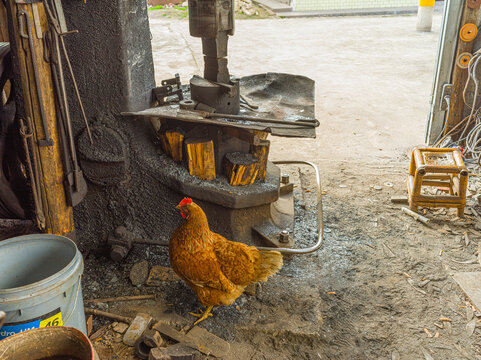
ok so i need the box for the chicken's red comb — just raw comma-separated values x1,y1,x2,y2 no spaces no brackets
178,198,192,207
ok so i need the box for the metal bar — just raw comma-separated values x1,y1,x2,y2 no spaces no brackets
31,3,42,39
256,160,324,255
59,36,92,144
19,118,46,229
53,0,67,33
84,308,132,324
191,110,319,128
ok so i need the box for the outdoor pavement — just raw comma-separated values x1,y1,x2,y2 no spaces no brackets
149,13,442,164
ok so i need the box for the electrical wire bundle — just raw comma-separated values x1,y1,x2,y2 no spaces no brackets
435,49,481,169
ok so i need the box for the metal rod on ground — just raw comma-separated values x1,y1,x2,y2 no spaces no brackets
135,238,170,246
86,294,156,304
401,207,431,225
256,160,324,255
84,308,132,324
189,110,318,128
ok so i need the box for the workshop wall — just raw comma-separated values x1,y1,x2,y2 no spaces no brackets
60,0,182,252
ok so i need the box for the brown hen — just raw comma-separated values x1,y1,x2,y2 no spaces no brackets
169,198,283,325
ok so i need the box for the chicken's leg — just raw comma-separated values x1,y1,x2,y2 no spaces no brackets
189,305,214,326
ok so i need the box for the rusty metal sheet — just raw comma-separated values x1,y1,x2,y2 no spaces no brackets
124,73,317,138
239,72,316,138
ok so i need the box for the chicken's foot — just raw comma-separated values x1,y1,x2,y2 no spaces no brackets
190,305,214,326
188,311,213,318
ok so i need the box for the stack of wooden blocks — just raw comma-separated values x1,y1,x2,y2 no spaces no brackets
158,127,270,186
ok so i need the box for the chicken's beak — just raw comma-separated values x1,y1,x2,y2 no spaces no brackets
175,205,180,210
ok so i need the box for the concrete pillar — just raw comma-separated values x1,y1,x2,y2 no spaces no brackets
62,0,155,125
416,0,435,32
57,1,159,251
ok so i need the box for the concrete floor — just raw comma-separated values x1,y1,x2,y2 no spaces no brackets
142,14,481,359
149,13,442,164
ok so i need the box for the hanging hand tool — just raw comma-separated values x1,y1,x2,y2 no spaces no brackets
17,9,53,146
44,0,92,144
19,117,46,229
8,0,75,237
43,0,88,206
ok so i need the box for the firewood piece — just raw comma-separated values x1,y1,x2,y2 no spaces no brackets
224,152,259,186
159,129,184,161
159,133,171,157
250,139,270,181
223,127,260,145
185,138,216,180
253,130,268,140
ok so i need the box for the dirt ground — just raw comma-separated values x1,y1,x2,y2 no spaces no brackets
84,162,481,359
82,12,481,360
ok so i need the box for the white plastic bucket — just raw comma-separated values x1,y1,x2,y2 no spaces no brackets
0,234,86,340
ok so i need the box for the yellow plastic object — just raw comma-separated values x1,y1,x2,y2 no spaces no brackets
460,23,478,42
456,52,472,69
419,0,435,7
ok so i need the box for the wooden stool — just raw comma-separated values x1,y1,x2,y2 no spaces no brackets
407,147,468,217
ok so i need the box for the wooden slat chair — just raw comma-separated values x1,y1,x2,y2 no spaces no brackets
407,147,468,217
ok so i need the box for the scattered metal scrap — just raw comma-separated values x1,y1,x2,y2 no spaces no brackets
86,306,231,358
152,73,183,105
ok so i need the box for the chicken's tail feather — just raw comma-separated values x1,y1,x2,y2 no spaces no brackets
253,250,283,282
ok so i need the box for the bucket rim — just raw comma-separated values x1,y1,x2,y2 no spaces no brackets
0,326,95,358
0,234,82,298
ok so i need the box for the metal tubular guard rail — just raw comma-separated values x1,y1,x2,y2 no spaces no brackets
256,160,324,255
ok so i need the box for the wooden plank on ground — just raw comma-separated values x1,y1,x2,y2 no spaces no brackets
453,272,481,311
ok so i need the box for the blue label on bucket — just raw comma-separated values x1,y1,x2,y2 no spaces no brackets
0,308,63,340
